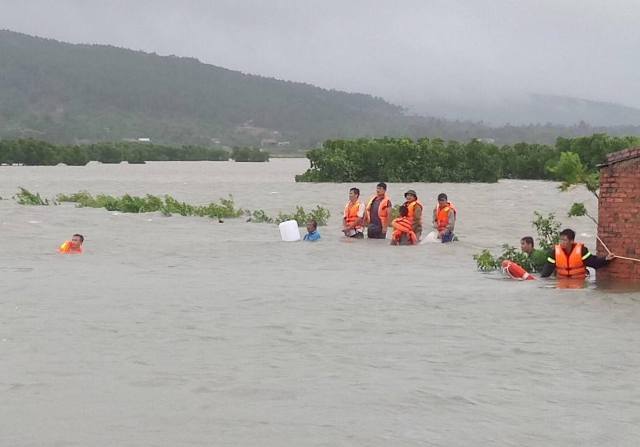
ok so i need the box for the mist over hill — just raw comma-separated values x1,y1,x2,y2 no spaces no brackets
407,94,640,127
1,30,639,148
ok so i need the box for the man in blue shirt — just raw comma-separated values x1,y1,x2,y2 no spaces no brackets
303,219,321,241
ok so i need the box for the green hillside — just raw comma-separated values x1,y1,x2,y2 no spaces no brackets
0,30,407,146
2,30,640,148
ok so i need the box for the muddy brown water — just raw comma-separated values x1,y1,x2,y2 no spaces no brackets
1,160,639,446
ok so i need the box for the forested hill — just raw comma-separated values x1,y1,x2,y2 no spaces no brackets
2,30,640,148
0,30,407,146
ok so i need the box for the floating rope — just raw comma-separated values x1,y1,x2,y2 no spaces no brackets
596,235,640,263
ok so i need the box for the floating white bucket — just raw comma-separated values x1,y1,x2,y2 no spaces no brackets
279,220,301,241
421,231,439,244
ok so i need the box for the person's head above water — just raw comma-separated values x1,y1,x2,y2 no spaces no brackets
376,182,387,197
71,234,84,248
437,193,448,204
349,187,360,201
559,228,576,252
398,205,408,217
520,236,534,254
404,190,417,201
59,233,84,254
306,219,317,233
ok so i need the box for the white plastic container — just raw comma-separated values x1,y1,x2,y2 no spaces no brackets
421,231,439,244
279,220,301,241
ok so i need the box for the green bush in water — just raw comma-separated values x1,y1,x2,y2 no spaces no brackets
14,187,49,205
531,211,561,250
474,212,561,272
248,206,330,226
473,249,500,271
34,189,328,225
251,209,275,223
56,191,244,218
231,147,270,162
275,205,330,226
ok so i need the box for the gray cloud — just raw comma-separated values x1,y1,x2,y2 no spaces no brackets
1,0,639,113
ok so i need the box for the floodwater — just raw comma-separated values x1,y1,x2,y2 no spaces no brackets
1,160,639,447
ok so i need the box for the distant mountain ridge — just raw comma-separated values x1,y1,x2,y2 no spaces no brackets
408,94,640,127
1,29,640,147
0,30,407,146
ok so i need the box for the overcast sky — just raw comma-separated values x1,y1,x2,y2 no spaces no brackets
2,0,639,111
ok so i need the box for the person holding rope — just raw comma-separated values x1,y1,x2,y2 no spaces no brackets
540,228,615,278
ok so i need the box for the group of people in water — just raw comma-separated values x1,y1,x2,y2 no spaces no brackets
58,181,617,281
504,229,616,281
336,182,456,245
303,181,617,282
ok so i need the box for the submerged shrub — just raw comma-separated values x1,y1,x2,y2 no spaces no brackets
56,191,244,218
275,205,330,226
474,212,561,271
27,189,328,225
231,147,270,162
473,249,499,271
251,209,274,223
15,187,49,205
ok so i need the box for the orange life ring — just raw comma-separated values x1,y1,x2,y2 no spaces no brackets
501,260,535,280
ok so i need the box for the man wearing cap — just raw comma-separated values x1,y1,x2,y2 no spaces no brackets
403,190,423,240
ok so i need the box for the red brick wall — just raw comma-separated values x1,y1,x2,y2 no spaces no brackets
597,147,640,281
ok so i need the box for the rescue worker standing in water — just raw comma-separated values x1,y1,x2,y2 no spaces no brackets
390,205,417,245
433,192,456,243
365,182,392,239
540,228,615,278
402,190,423,241
342,187,365,238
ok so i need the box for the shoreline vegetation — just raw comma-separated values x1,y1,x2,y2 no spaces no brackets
0,140,269,165
295,133,639,183
13,188,329,226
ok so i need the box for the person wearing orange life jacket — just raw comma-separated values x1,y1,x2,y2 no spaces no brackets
365,182,392,239
342,187,365,239
390,205,417,245
58,233,84,254
540,228,615,278
402,189,423,240
432,192,456,243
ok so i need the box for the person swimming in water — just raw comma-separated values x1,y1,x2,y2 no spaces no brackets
58,234,84,254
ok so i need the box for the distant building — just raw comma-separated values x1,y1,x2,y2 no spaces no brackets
123,137,152,143
260,139,278,148
475,137,495,144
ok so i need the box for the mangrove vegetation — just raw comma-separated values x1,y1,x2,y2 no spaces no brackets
296,134,640,183
0,140,273,166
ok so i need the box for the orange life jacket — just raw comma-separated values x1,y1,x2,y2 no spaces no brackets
435,201,457,231
554,243,586,279
391,217,417,245
343,201,363,231
58,241,83,254
404,199,423,224
365,194,391,227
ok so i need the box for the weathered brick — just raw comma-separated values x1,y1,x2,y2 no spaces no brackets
598,147,640,281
